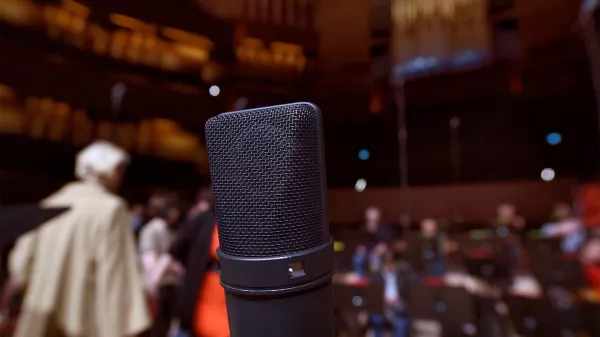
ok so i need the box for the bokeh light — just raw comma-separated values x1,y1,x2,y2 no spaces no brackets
355,178,367,192
546,132,562,146
358,149,370,161
541,168,555,181
209,85,220,97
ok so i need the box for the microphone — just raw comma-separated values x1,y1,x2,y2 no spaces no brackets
205,102,335,337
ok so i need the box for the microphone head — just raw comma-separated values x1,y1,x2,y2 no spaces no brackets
205,102,328,258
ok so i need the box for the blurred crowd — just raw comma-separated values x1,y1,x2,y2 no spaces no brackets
334,200,600,337
4,139,600,337
1,140,227,337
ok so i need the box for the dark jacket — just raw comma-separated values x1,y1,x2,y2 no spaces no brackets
169,211,215,330
370,265,411,315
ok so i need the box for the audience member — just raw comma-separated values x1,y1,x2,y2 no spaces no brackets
8,141,150,337
363,206,392,248
147,187,228,337
353,207,391,276
131,203,146,239
542,202,586,254
419,218,446,277
369,252,408,337
139,193,183,337
491,203,525,272
491,203,526,232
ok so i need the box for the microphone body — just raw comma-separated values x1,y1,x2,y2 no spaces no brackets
226,284,334,336
205,102,335,337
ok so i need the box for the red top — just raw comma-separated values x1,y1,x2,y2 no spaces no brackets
578,183,600,228
194,226,230,337
585,265,600,292
421,277,446,287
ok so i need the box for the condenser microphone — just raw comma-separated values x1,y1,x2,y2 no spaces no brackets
205,102,335,337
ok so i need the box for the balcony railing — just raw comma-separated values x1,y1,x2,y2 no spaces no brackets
0,0,216,77
0,83,207,167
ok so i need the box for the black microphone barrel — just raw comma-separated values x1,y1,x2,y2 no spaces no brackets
205,102,335,337
225,281,334,337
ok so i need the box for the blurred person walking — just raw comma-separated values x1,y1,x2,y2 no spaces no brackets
147,187,228,337
139,194,182,337
6,141,150,337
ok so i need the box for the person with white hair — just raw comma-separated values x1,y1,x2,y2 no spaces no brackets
6,140,151,337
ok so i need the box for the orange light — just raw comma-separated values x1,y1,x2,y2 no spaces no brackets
69,16,85,33
111,29,129,59
61,0,90,18
160,52,181,70
109,13,155,33
25,96,40,112
240,37,263,48
55,8,71,27
370,90,383,114
162,27,214,49
0,83,16,102
0,0,38,26
90,24,109,55
0,106,25,134
40,97,55,114
55,101,70,116
173,44,209,62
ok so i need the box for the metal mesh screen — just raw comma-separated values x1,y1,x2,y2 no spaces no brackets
205,103,326,257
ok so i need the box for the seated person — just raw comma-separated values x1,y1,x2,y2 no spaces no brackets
490,203,526,272
542,202,586,254
490,203,526,232
353,207,391,276
369,252,408,337
419,218,446,277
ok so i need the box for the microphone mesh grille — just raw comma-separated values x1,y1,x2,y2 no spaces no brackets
205,103,326,257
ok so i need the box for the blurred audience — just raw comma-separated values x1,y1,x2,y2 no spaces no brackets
7,141,150,337
5,140,600,337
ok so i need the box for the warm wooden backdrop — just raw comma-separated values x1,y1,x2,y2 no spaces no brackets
327,179,578,224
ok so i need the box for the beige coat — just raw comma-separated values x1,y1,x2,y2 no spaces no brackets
9,182,150,337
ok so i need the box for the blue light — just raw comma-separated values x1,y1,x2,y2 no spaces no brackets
546,132,562,146
358,149,370,161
